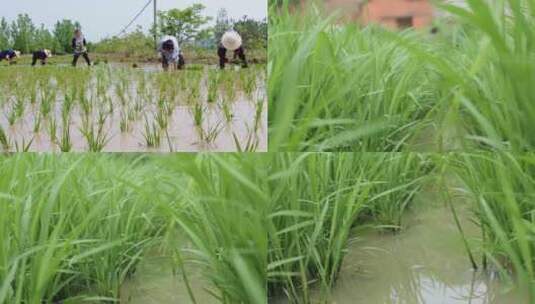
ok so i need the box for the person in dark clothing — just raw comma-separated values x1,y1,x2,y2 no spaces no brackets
218,31,248,70
218,45,248,70
0,49,20,64
72,29,91,67
31,49,52,66
157,35,185,71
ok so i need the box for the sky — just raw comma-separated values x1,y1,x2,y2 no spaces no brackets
2,0,267,41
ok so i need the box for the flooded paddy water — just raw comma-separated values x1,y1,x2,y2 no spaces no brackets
0,63,267,152
271,184,528,304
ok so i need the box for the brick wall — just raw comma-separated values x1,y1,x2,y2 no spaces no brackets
323,0,436,29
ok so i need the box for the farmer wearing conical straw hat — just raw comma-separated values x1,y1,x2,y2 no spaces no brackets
31,49,52,66
218,30,248,70
158,35,185,71
72,29,92,67
0,49,21,64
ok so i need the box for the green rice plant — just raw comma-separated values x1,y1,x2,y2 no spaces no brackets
160,154,268,304
33,113,42,133
14,137,33,152
58,118,72,152
207,69,220,103
119,110,131,133
221,71,237,103
6,106,17,126
142,116,161,148
80,122,110,152
0,155,164,303
232,131,259,152
0,125,10,150
266,153,430,302
47,116,58,143
447,152,535,301
220,101,234,123
39,84,56,117
268,2,439,151
155,108,169,130
192,103,205,127
198,120,224,145
254,98,265,132
241,69,257,99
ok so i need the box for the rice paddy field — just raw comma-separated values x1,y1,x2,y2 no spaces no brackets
0,64,267,152
268,0,535,152
0,153,533,303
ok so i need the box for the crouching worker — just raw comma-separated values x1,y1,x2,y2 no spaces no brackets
158,35,185,71
0,49,21,64
32,49,52,66
72,29,92,67
218,30,248,70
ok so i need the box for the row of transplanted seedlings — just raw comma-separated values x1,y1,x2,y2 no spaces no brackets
0,65,266,152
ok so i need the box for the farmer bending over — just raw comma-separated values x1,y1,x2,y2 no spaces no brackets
72,29,92,67
158,35,185,71
218,30,248,70
0,49,21,64
31,49,52,66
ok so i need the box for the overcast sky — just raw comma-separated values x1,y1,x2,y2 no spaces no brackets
2,0,267,41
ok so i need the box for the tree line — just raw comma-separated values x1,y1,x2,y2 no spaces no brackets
1,4,267,55
0,15,82,54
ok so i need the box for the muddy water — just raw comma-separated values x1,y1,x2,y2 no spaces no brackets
120,254,218,304
0,64,267,152
314,191,526,304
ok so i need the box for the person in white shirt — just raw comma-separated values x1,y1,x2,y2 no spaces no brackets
158,35,185,71
72,29,92,67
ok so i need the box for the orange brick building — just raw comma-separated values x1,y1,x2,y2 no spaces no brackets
324,0,436,29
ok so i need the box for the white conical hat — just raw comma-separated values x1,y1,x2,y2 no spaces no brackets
221,31,242,51
14,50,21,57
44,49,52,57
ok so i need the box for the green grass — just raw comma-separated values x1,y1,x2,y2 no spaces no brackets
0,153,533,303
268,0,535,152
446,152,535,301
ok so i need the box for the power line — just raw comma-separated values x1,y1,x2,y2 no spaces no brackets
116,0,154,37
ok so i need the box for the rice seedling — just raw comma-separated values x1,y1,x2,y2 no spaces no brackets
269,1,535,152
142,116,162,148
33,113,42,133
0,155,165,303
0,125,10,150
14,136,34,152
254,98,264,132
445,152,535,301
266,153,431,302
0,63,266,152
47,116,58,143
80,122,109,152
233,131,259,152
192,103,205,127
58,118,73,152
6,106,17,126
119,110,131,133
207,69,220,103
220,100,234,123
198,120,224,145
155,108,169,130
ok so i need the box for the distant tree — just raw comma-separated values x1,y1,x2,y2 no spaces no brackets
0,17,10,49
233,16,268,49
34,24,58,51
11,14,36,53
157,4,212,44
53,19,81,54
94,26,154,57
214,8,232,44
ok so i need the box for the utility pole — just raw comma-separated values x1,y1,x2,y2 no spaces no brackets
154,0,158,49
